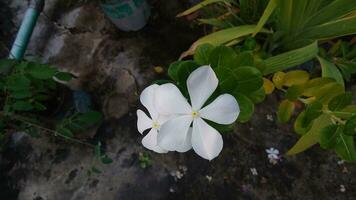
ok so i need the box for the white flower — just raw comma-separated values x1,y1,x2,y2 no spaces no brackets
266,147,279,160
137,84,169,153
250,168,258,176
340,184,346,192
155,65,240,160
266,147,280,164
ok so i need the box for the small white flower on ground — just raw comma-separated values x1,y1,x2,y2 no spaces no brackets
337,160,345,165
340,185,346,192
266,147,280,164
250,168,258,176
137,84,170,153
205,175,212,182
266,114,273,121
169,187,175,193
155,65,240,160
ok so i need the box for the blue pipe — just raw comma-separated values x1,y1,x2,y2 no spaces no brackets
9,0,44,60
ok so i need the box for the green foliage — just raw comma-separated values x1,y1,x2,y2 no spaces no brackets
0,60,73,114
56,111,102,138
0,59,105,166
138,152,152,169
176,0,356,161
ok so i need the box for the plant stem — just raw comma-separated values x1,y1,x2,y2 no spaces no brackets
0,111,96,148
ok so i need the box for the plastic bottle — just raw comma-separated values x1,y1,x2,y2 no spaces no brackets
100,0,150,31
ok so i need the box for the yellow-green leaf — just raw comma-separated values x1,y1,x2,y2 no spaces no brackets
181,25,269,58
263,42,318,75
176,0,228,17
287,114,332,155
277,99,295,123
252,0,277,36
263,78,275,94
318,56,345,88
272,71,285,89
283,70,310,87
302,77,335,97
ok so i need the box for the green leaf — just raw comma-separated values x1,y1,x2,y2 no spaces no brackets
235,52,254,67
12,101,33,111
10,90,32,99
217,66,263,94
287,114,332,155
252,0,277,36
263,42,318,75
302,15,356,42
302,77,336,96
302,101,323,128
6,74,31,91
277,99,295,123
26,63,57,80
294,111,311,135
101,155,113,164
176,0,228,17
194,43,214,65
334,132,356,162
318,56,344,88
344,115,356,136
333,105,356,119
234,66,263,93
233,93,254,123
91,166,102,174
246,86,265,104
57,127,74,138
33,102,47,111
168,61,182,82
0,59,16,74
182,25,270,57
176,61,199,91
328,92,353,111
209,45,237,69
76,111,102,126
305,0,356,27
54,72,73,82
285,85,304,101
320,124,342,149
312,82,345,104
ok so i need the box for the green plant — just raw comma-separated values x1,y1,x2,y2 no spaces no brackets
0,59,110,164
138,152,152,168
170,0,356,161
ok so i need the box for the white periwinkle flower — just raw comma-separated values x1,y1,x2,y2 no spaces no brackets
137,84,168,153
266,147,280,160
155,65,240,160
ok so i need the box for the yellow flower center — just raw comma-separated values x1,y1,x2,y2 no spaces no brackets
152,121,160,129
191,111,199,118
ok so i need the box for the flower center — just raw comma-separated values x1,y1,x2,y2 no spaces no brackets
152,121,160,129
191,111,200,118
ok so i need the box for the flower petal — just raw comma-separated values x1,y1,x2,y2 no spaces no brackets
140,84,159,119
175,127,192,152
142,129,168,153
187,65,218,110
157,115,193,151
200,94,240,125
137,109,152,134
155,83,192,115
192,118,223,160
